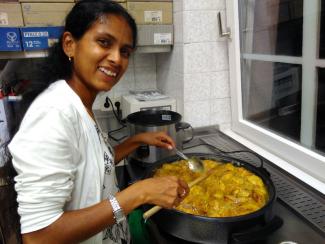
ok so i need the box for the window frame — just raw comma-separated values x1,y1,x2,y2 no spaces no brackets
225,0,325,192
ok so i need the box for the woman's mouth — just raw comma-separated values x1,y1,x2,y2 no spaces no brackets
98,67,117,78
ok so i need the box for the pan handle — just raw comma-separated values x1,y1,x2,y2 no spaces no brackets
230,215,283,244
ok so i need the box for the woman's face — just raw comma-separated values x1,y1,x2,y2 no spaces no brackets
65,14,134,98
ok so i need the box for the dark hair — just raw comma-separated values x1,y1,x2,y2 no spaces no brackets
43,0,137,84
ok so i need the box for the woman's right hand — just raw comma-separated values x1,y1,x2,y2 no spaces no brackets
135,176,190,209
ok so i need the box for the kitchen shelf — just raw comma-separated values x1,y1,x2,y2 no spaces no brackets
136,45,171,53
0,50,48,60
0,45,171,60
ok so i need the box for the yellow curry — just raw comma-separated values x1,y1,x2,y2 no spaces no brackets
154,159,268,217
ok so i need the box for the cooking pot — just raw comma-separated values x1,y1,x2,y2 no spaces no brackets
143,153,283,244
126,110,192,164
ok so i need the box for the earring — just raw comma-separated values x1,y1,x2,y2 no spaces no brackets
68,56,72,62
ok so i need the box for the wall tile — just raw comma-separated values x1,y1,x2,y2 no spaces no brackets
184,11,218,43
157,44,184,74
113,68,136,92
184,42,228,74
210,98,231,125
174,12,183,44
210,70,230,99
134,67,157,90
184,10,229,43
184,72,210,102
184,100,210,127
184,0,225,11
134,53,156,68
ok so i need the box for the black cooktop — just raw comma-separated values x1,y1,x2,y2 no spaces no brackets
117,129,325,244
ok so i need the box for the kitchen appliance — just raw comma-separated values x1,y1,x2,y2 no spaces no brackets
143,153,281,244
121,94,177,118
126,110,192,164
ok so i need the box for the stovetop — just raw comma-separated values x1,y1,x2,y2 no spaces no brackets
117,128,325,244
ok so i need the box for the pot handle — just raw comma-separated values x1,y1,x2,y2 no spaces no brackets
175,122,193,144
230,215,283,244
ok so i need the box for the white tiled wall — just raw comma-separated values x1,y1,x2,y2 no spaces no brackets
158,0,231,129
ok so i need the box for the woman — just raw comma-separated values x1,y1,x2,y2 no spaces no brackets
8,1,189,243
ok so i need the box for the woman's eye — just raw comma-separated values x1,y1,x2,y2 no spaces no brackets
121,49,131,58
98,39,112,47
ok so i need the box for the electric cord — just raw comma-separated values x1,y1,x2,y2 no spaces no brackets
105,97,127,142
107,125,127,142
105,97,123,124
183,143,264,168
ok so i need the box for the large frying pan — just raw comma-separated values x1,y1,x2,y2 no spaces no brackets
143,153,283,244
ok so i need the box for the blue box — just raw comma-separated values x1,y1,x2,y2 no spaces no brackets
0,28,22,51
20,26,64,51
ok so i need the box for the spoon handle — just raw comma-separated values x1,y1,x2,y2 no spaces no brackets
175,149,189,160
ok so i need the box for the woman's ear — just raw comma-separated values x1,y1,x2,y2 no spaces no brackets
62,31,75,59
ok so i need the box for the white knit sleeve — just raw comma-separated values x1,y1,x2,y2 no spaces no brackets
9,106,79,234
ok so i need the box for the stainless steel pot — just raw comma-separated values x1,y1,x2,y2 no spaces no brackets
126,110,192,164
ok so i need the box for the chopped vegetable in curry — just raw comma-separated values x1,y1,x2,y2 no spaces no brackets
154,159,268,217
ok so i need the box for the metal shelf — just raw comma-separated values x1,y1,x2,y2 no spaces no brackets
0,45,171,60
0,50,48,60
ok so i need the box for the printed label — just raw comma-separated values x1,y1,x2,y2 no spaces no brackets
161,114,172,121
144,11,162,23
23,31,49,38
0,13,9,26
154,33,172,45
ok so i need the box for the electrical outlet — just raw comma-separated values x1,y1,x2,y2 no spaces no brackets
100,97,122,112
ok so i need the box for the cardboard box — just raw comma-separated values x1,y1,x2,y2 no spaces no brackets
0,27,22,51
20,26,63,50
21,3,74,26
137,24,173,46
0,3,24,27
127,0,172,2
127,2,172,25
19,0,74,2
73,1,126,9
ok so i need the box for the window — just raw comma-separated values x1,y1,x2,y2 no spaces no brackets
226,0,325,185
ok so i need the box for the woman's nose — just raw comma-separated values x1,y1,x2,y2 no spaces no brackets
107,47,121,65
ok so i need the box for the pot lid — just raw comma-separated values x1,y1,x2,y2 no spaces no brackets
127,110,182,126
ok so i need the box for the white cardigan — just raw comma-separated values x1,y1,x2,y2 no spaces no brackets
9,80,124,243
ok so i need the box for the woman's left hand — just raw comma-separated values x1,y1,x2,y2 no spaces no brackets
135,131,175,150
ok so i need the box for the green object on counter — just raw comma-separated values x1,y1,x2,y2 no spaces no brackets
128,209,151,244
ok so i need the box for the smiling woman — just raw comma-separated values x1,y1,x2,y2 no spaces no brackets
7,1,189,244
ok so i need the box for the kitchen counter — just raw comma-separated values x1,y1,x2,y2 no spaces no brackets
95,111,325,243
